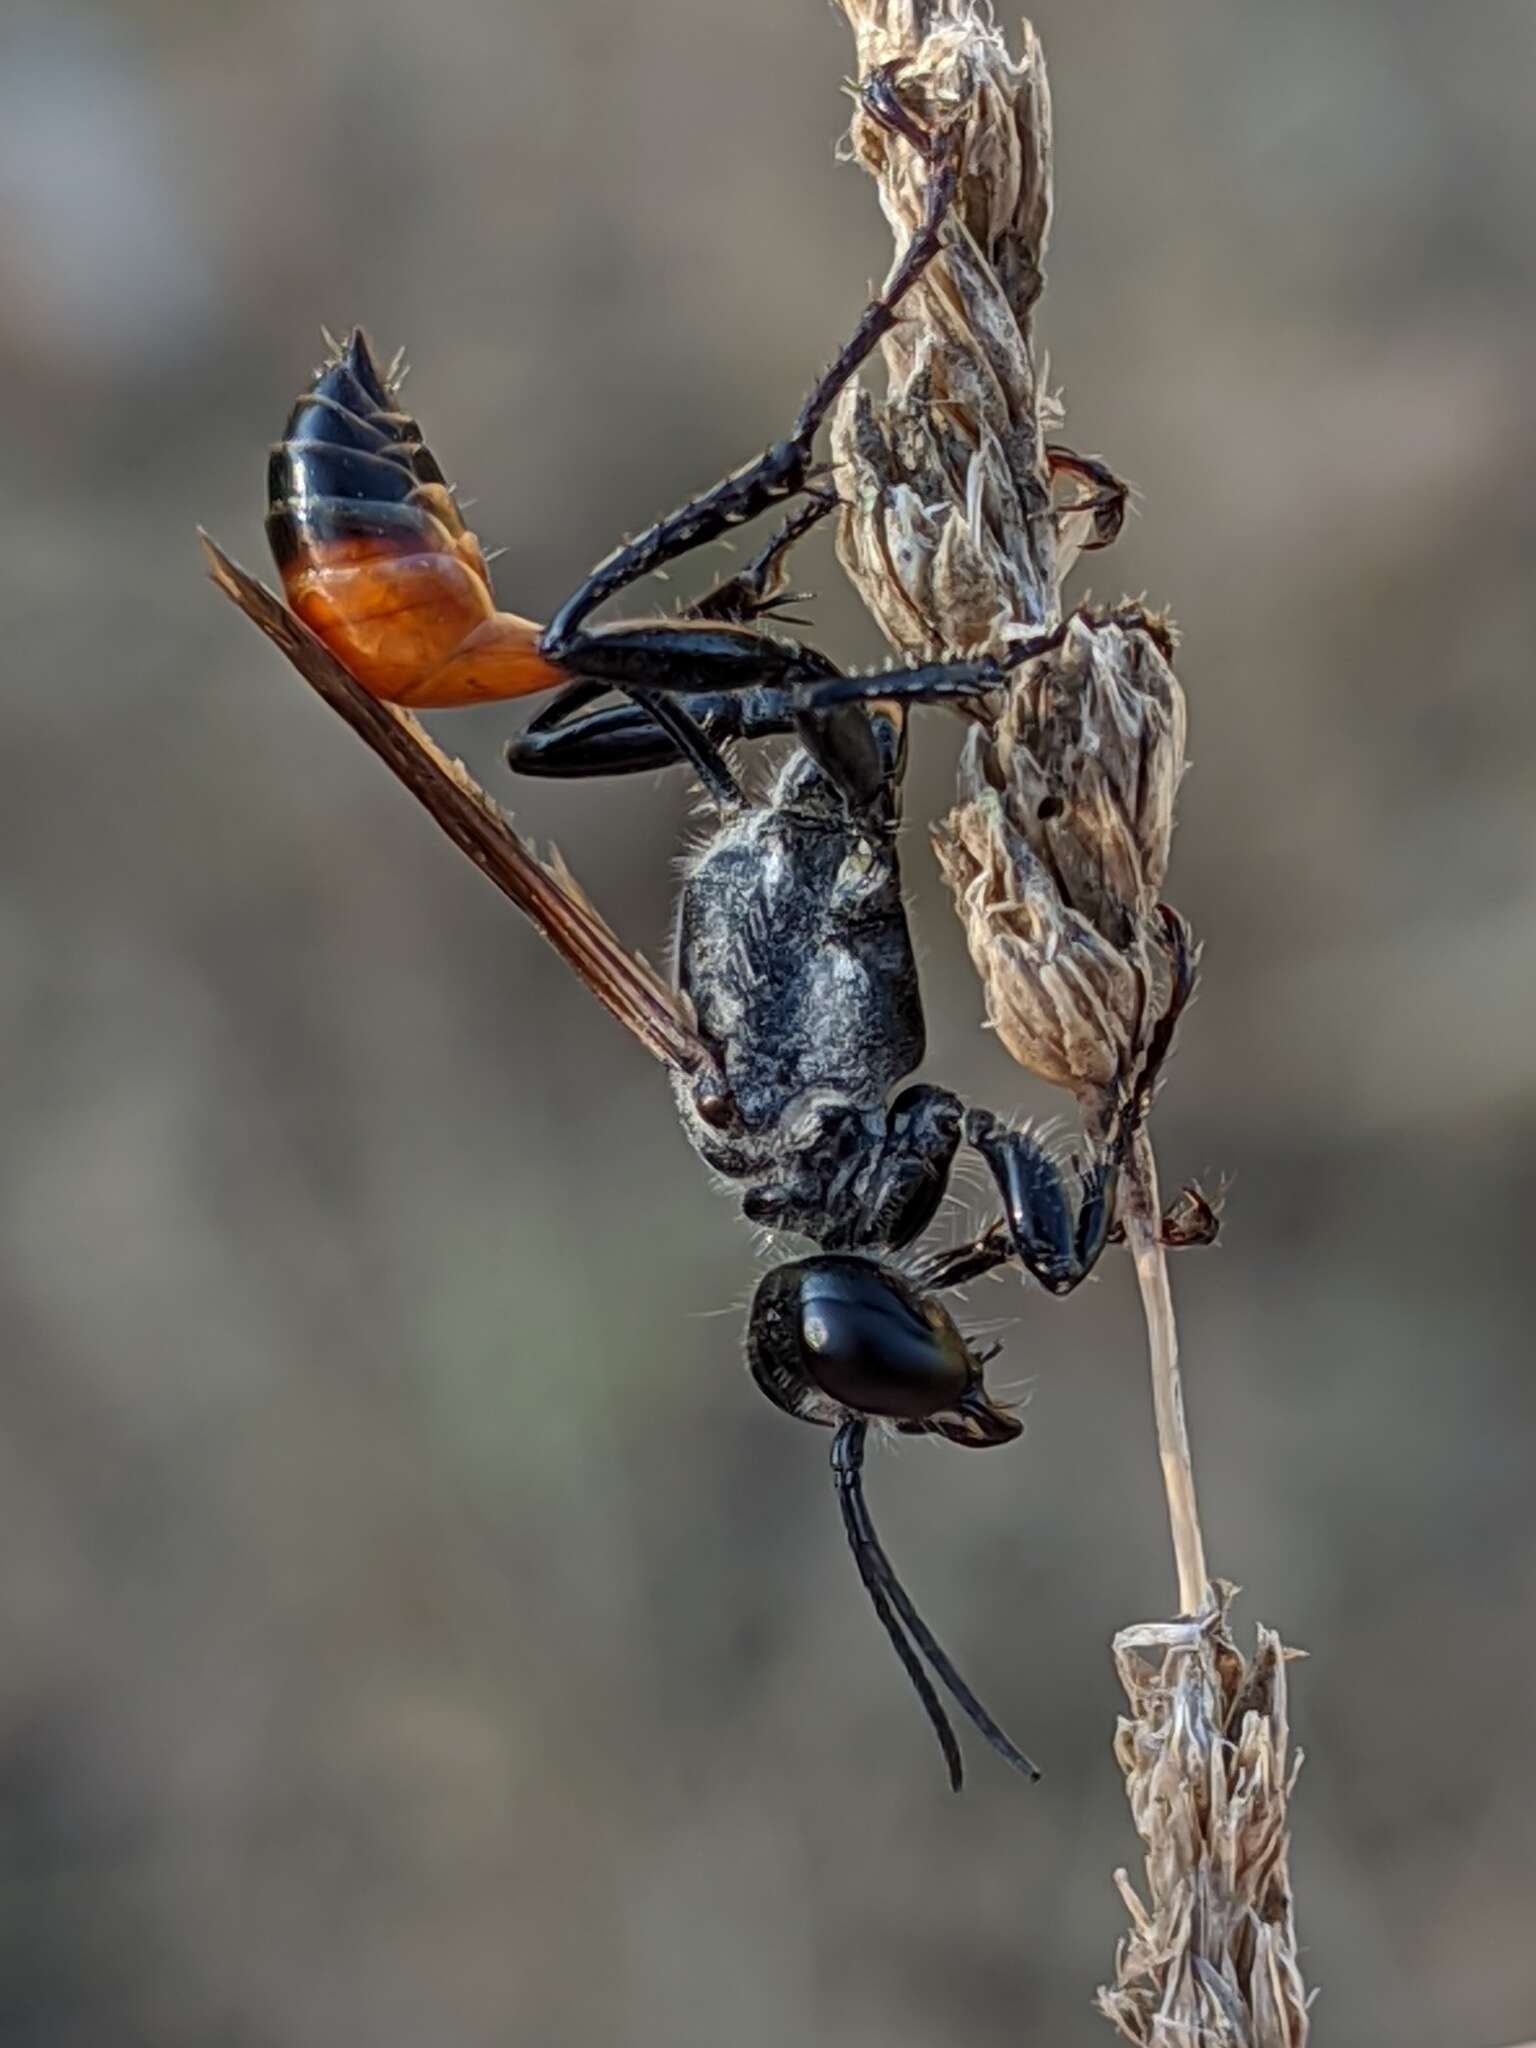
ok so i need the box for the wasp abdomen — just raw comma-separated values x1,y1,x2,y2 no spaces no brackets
266,329,562,707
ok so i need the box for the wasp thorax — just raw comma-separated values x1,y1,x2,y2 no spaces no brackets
747,1256,987,1429
933,609,1191,1106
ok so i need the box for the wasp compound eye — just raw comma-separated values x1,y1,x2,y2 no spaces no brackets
748,1256,975,1425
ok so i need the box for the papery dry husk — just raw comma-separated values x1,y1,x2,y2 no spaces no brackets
983,609,1186,935
832,6,1069,652
1098,1594,1310,2048
934,607,1189,1095
934,786,1150,1099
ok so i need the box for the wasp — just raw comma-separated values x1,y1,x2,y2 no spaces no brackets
216,81,1204,1788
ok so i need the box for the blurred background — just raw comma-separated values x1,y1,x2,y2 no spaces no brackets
3,0,1534,2041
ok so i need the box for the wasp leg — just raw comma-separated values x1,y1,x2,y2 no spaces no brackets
506,495,841,783
506,681,905,835
519,678,611,735
785,620,1078,723
507,697,699,779
905,1221,1018,1295
910,1181,1218,1297
541,108,960,652
1107,1181,1221,1251
624,687,746,809
854,1085,965,1248
1046,443,1130,552
790,704,908,833
689,490,838,627
505,685,802,781
963,1108,1124,1298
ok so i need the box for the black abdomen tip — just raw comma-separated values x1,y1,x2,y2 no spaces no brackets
269,328,455,521
342,328,393,406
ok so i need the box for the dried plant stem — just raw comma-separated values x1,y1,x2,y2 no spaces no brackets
198,533,719,1085
830,6,1307,2040
1123,1126,1208,1616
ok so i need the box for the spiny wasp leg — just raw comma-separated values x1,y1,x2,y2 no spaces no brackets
507,496,842,789
624,687,748,810
1046,443,1130,552
689,490,839,627
965,1107,1120,1299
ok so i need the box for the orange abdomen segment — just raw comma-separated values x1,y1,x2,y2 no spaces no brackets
266,330,566,706
278,534,561,706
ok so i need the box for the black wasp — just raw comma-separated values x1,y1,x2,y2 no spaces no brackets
232,80,1199,1789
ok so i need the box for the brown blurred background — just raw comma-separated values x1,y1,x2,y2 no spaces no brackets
3,0,1534,2041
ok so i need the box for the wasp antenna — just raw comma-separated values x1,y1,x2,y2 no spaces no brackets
832,1418,1039,1785
832,1422,964,1791
867,1522,1040,1780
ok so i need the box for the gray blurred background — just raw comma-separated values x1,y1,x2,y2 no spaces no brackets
3,1,1534,2041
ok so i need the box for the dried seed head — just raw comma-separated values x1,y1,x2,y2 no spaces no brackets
933,607,1189,1104
986,607,1186,942
934,786,1145,1099
831,12,1073,651
1097,1597,1310,2048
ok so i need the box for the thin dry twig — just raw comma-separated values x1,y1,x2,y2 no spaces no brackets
1125,1124,1208,1615
198,532,719,1084
830,6,1305,2038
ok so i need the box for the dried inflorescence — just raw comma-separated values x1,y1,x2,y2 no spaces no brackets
934,606,1189,1109
1098,1597,1310,2048
832,8,1103,653
831,1,1183,1129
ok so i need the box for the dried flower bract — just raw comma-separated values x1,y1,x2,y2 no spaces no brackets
1098,1594,1309,2048
832,6,1082,652
934,606,1189,1108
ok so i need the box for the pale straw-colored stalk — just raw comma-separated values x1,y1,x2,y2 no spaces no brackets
829,6,1308,2038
